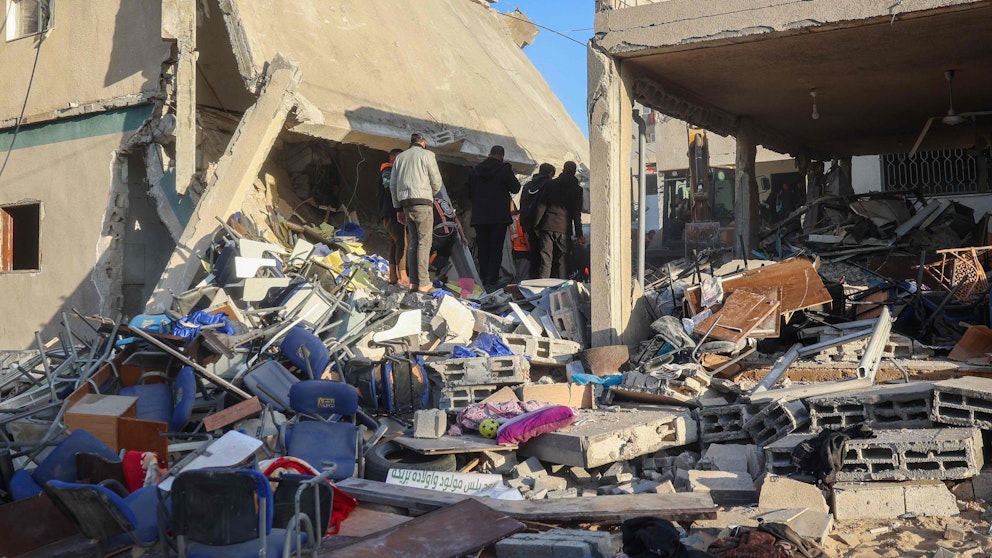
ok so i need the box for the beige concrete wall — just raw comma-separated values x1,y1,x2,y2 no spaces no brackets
0,0,169,121
0,132,126,349
649,117,787,171
595,0,983,54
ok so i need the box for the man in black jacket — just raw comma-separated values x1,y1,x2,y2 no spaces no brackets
537,161,585,279
519,163,555,279
467,145,521,290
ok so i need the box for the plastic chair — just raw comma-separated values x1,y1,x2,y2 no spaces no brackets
283,381,367,481
243,360,299,412
44,481,167,557
119,365,196,431
280,326,329,379
8,429,119,500
171,468,314,558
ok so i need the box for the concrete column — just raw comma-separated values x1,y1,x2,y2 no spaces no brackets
734,119,758,257
145,54,301,314
588,45,633,346
162,0,197,196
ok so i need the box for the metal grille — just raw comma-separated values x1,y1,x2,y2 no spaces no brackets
881,148,987,196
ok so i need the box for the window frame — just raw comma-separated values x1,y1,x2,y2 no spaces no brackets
0,201,42,273
5,0,55,42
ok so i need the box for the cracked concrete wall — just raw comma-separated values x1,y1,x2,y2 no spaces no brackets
0,0,170,123
594,0,984,55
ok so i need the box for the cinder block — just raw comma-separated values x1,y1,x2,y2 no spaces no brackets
764,427,983,481
696,403,758,444
430,355,530,387
688,470,757,506
430,296,475,343
932,377,992,429
807,382,933,432
756,474,829,513
743,398,810,447
469,307,517,334
513,456,548,479
480,450,518,475
545,488,579,499
549,284,590,348
412,409,446,438
532,475,568,492
496,529,613,558
439,384,505,411
832,480,959,520
502,334,581,366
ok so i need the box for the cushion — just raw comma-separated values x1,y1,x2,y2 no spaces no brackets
186,528,302,558
33,430,119,488
170,366,196,431
289,380,358,418
496,405,575,445
9,469,42,500
122,485,166,543
120,384,172,425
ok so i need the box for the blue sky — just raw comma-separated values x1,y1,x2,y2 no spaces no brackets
497,1,594,137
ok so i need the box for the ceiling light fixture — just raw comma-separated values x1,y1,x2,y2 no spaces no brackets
810,89,820,120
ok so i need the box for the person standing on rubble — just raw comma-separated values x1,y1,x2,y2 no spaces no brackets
466,145,522,291
379,148,409,288
519,163,555,279
536,160,585,279
390,133,443,294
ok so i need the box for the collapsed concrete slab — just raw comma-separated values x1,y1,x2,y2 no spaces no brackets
501,334,581,367
688,470,757,506
517,408,697,468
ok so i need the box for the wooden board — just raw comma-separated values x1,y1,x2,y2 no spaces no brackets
949,326,992,362
686,257,831,316
393,434,517,455
337,478,717,523
693,290,777,343
326,498,523,558
0,493,78,557
118,417,168,456
203,396,262,432
725,286,782,338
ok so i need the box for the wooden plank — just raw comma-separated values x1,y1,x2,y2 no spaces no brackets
0,493,78,557
726,286,782,338
325,498,523,558
393,434,517,455
337,478,717,524
686,257,831,316
118,417,168,456
333,508,413,539
949,326,992,362
203,396,262,432
693,290,776,343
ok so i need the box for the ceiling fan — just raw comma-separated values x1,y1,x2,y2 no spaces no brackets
909,70,992,157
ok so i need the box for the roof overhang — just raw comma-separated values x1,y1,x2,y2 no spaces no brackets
216,0,588,173
595,0,992,158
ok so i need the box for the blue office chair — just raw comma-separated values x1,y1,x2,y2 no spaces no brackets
8,429,119,501
119,365,196,431
44,481,167,557
283,381,367,481
171,468,314,558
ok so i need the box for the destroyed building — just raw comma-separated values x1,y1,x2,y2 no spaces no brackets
0,0,588,349
4,0,992,557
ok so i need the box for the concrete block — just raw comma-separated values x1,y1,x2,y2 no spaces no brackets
502,334,581,366
631,480,661,494
525,489,548,500
532,475,568,492
932,377,992,429
655,480,676,494
787,509,834,544
430,296,475,344
688,470,757,506
944,524,966,541
412,409,446,439
431,355,530,387
439,384,507,411
932,548,959,558
469,307,517,334
743,398,809,448
480,450,518,475
700,444,754,475
764,427,983,482
832,480,959,520
971,469,992,501
518,409,697,468
546,488,579,499
513,456,548,479
756,474,829,514
696,403,758,444
807,381,933,432
515,383,595,409
497,529,613,558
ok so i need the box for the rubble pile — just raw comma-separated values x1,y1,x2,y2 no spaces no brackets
5,192,992,557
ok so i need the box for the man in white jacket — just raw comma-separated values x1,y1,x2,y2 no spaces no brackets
390,133,443,293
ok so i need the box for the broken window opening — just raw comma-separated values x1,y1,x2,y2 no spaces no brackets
5,0,54,42
0,202,41,272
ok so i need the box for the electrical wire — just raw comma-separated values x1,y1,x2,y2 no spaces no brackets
0,29,46,183
347,143,366,209
496,9,588,47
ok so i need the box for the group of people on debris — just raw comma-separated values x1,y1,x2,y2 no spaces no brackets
377,132,586,293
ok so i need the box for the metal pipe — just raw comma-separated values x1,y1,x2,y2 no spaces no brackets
633,112,647,290
857,306,892,382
